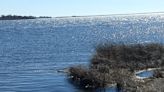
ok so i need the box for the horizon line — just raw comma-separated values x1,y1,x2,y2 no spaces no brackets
1,11,164,18
54,11,164,18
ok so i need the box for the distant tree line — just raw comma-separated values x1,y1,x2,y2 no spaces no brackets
0,15,51,20
38,16,51,18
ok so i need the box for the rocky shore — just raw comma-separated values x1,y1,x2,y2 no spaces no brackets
67,43,164,92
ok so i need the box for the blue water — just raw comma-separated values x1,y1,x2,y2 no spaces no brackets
0,15,164,92
136,70,154,78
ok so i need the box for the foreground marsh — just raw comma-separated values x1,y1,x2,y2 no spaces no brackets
68,43,164,92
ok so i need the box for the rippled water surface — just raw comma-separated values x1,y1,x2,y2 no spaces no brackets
0,15,164,92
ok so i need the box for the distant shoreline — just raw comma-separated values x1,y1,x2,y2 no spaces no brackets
1,12,164,20
0,15,51,20
55,12,164,18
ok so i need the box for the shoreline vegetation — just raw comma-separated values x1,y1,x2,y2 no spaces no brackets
0,15,51,20
67,43,164,92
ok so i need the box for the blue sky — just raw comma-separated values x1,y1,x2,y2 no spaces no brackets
0,0,164,17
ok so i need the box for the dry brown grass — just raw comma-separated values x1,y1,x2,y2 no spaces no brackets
91,43,164,70
68,43,164,91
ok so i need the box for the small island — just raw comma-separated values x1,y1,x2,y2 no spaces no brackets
0,15,51,20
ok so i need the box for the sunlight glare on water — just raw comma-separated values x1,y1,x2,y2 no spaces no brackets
0,14,164,92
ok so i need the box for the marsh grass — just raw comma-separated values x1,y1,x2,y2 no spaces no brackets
68,43,164,91
92,43,164,70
